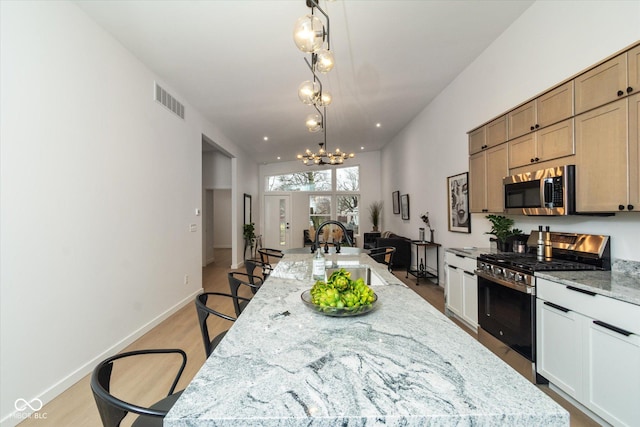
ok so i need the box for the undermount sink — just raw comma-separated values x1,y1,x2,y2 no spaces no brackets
283,247,367,255
324,264,385,286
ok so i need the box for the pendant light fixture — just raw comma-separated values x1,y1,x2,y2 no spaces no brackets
293,0,353,165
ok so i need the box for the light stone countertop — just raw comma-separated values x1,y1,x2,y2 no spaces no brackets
445,247,492,260
536,259,640,306
165,253,568,427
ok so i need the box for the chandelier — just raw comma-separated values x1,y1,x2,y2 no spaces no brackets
293,0,354,165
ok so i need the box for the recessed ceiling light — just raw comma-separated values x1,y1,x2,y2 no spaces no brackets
360,146,365,150
263,136,269,141
277,156,281,160
376,123,381,128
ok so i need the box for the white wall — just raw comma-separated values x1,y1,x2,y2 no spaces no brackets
203,151,232,189
213,189,232,248
259,151,382,248
0,1,259,424
381,0,640,280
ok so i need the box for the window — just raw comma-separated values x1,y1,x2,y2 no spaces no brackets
266,170,331,192
266,166,360,236
309,195,331,230
337,195,359,234
336,166,359,191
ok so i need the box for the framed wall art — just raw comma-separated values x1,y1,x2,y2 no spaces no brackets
392,190,400,214
447,172,471,233
400,194,410,220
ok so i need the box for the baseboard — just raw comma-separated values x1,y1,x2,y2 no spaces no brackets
0,288,203,427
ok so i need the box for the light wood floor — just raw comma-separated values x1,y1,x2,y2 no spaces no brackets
19,249,601,426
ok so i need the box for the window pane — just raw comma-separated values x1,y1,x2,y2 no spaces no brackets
267,170,331,191
336,166,359,191
337,195,359,234
309,195,331,230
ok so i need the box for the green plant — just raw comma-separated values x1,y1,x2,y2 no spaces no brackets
368,201,383,230
243,222,256,242
485,215,523,243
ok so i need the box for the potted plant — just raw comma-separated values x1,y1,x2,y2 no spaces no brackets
368,201,383,232
243,223,256,259
485,215,522,252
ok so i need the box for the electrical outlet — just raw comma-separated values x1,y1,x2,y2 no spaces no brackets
184,275,189,285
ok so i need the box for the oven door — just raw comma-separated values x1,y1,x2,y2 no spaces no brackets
477,273,535,362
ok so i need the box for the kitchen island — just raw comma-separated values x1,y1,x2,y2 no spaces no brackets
166,253,567,426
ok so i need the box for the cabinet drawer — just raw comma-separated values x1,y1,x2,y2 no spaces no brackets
444,252,477,273
537,278,640,335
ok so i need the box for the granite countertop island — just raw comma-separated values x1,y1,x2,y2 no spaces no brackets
166,253,567,426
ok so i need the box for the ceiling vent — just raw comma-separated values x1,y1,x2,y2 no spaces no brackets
154,82,185,119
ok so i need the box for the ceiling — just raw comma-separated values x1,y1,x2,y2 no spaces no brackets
75,0,534,164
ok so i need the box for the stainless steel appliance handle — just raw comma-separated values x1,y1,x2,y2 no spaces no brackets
475,270,533,294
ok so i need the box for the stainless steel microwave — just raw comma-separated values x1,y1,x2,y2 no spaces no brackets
503,165,575,215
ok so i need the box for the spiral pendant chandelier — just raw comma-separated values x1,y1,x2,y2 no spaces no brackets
293,0,354,165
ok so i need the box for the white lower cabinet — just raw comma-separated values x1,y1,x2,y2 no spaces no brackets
537,278,640,427
585,320,640,426
445,252,478,331
536,301,584,397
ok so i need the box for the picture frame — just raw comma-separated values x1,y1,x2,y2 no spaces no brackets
400,194,410,220
392,190,400,214
244,193,252,225
447,172,471,233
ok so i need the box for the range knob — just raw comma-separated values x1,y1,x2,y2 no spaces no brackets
493,266,503,276
514,273,525,282
506,270,515,280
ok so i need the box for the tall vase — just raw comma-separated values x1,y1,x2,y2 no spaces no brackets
419,228,425,241
429,229,435,243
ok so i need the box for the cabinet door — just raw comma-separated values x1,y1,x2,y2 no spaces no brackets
486,115,508,148
508,133,537,169
575,53,627,114
461,271,478,329
445,265,463,316
508,101,536,139
485,144,508,213
469,151,486,213
536,301,584,398
628,45,640,97
537,81,574,127
585,320,640,427
536,118,574,163
469,127,486,155
575,99,628,212
629,93,640,210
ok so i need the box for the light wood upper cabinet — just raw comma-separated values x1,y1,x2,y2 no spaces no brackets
629,92,639,210
575,99,628,212
508,101,536,139
508,119,574,169
468,127,485,155
486,115,508,148
470,144,508,213
508,133,536,169
575,53,627,114
629,45,640,100
537,81,574,127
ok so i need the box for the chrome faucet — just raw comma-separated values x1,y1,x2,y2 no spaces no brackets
311,220,353,254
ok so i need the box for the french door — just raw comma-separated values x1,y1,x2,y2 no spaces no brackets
263,194,291,250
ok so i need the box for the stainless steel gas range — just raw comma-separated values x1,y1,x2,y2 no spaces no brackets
475,231,610,382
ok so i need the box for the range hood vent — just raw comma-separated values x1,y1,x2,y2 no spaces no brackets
154,82,185,119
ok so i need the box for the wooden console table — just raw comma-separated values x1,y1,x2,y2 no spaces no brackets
406,240,440,284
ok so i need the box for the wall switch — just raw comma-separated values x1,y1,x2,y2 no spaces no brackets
195,208,201,216
184,275,189,285
189,223,197,232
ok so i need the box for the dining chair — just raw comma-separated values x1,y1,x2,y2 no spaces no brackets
195,292,249,357
228,272,263,316
258,248,283,265
245,259,273,283
90,348,187,427
369,246,396,272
